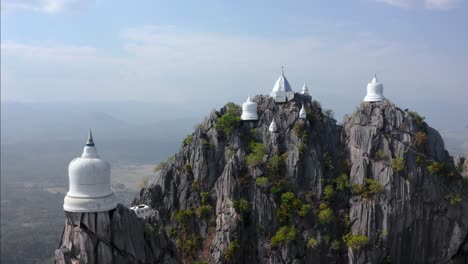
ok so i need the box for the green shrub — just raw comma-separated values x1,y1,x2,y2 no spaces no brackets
312,100,322,109
255,177,268,187
342,233,369,250
413,132,428,149
416,155,426,166
197,205,212,219
226,149,235,160
192,180,199,192
233,198,250,220
323,152,334,172
330,239,341,251
352,179,384,199
299,204,312,217
375,149,388,160
184,163,192,174
154,161,167,172
306,237,318,248
445,193,462,205
215,111,241,137
176,234,201,256
165,226,177,238
246,142,267,167
318,207,334,225
201,191,210,204
267,155,285,174
408,111,425,128
334,173,350,191
201,138,210,146
324,109,335,119
271,226,297,246
392,157,405,173
175,209,194,228
427,162,456,177
184,134,194,145
224,239,240,262
293,120,308,139
323,184,335,200
298,143,306,155
225,102,241,115
144,223,154,240
277,192,302,223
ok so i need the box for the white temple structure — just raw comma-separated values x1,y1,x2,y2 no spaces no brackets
300,82,309,95
299,104,307,119
241,96,258,121
130,204,153,219
269,119,278,132
270,67,294,103
64,130,118,213
363,74,385,102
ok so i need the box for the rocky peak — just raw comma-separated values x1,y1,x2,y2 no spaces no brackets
55,96,468,264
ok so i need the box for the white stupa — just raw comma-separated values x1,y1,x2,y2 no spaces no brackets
363,74,385,102
64,130,117,213
270,67,294,103
299,104,307,119
241,96,258,121
269,119,278,132
300,82,309,95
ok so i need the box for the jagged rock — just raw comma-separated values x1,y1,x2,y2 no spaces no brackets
343,100,468,264
55,95,467,263
55,204,177,264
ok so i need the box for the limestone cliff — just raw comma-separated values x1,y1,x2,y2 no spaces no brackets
55,95,468,264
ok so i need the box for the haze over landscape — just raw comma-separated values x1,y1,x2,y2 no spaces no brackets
1,0,467,263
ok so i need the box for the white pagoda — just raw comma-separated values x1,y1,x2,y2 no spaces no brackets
300,82,309,95
363,74,385,102
241,96,258,121
270,67,294,103
269,119,278,132
64,130,117,212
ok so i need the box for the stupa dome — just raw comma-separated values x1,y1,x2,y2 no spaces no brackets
300,82,309,95
64,130,117,212
241,96,258,121
299,104,307,119
269,119,278,132
363,75,385,102
270,67,294,103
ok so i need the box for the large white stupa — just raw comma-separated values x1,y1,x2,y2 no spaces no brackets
270,67,294,103
241,96,258,121
64,131,117,213
363,75,385,102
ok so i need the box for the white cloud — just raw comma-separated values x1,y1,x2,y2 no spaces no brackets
1,26,467,108
1,0,92,14
377,0,462,10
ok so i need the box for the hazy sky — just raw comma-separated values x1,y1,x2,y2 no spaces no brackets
1,0,467,127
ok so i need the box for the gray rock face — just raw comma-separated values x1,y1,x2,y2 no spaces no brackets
343,100,468,264
55,96,468,264
55,204,177,264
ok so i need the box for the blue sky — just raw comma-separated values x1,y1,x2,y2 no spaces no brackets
1,0,467,128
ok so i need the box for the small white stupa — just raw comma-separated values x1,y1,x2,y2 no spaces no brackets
269,119,278,132
270,67,294,103
300,82,309,95
299,104,307,119
241,96,258,121
363,74,385,102
64,130,117,213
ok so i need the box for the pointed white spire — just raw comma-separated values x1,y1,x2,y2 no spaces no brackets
86,129,95,147
270,67,294,103
269,118,278,132
299,104,307,119
300,82,309,95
